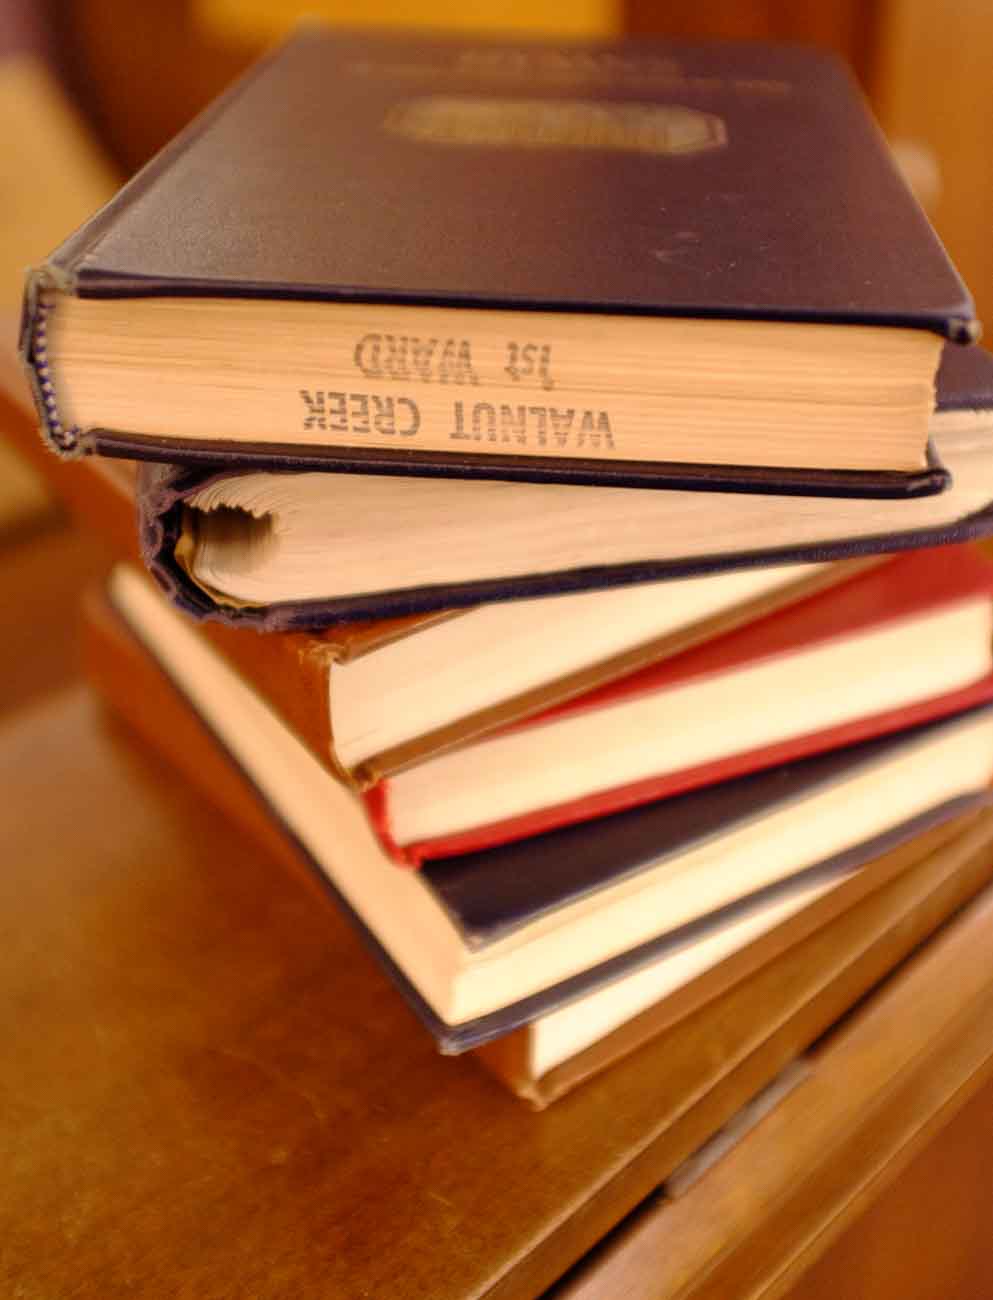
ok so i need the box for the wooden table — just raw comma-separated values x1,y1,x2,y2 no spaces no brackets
3,682,993,1298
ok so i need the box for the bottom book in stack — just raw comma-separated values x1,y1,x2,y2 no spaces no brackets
84,564,993,1107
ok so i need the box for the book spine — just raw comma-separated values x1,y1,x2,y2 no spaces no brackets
472,1030,537,1104
19,271,85,456
200,618,348,784
362,784,417,867
18,37,292,458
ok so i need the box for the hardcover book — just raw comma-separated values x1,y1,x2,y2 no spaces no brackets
137,344,993,627
93,563,993,1045
22,28,975,491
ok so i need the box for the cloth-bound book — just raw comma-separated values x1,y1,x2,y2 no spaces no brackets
23,28,974,492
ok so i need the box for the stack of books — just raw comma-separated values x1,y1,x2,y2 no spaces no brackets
21,27,993,1106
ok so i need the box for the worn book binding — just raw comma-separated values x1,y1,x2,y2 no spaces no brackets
135,345,993,629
